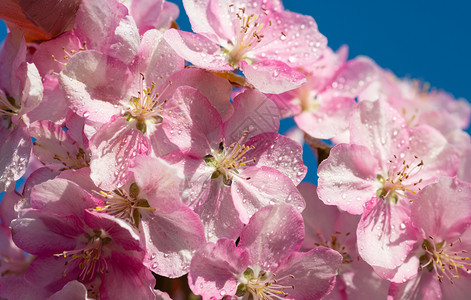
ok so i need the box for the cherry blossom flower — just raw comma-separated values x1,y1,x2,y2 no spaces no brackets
389,177,471,299
59,27,184,189
93,156,206,278
10,178,156,298
188,204,342,299
165,0,328,93
269,48,377,139
164,87,306,240
317,99,460,278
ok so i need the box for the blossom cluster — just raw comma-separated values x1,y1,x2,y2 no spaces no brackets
0,0,470,299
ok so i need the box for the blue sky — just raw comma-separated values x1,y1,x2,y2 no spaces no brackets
1,1,469,183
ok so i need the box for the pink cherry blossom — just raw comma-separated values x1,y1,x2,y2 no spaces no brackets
10,178,156,298
271,51,377,139
92,155,206,278
165,0,328,93
389,177,471,299
164,88,306,240
188,204,342,299
59,27,184,189
318,99,460,277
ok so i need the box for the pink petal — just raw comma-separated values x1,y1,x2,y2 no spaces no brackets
31,31,82,76
109,16,140,65
59,50,131,123
459,148,471,182
131,156,184,212
407,125,461,185
388,272,442,300
0,275,50,300
0,121,31,191
372,250,420,283
98,252,156,299
25,255,81,293
164,29,232,71
10,211,79,255
298,182,340,250
162,86,223,157
411,177,471,240
164,68,234,121
30,120,87,170
30,178,96,216
329,56,378,98
194,178,245,242
339,259,390,300
0,187,22,226
232,167,305,224
74,0,127,52
20,0,80,37
142,206,206,278
239,204,305,270
273,247,342,299
48,281,88,300
89,116,150,190
189,239,249,299
182,0,240,43
317,143,380,215
253,11,327,68
137,29,185,90
239,60,307,94
26,78,68,124
244,132,306,185
294,96,357,139
224,89,280,143
18,62,43,116
350,99,409,164
357,198,418,273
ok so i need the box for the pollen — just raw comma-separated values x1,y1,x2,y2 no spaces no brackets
203,131,256,186
315,231,353,264
376,154,424,203
54,230,111,283
419,236,471,284
224,4,272,67
237,267,295,300
121,73,172,134
92,183,155,230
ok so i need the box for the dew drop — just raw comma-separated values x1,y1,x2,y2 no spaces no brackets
151,262,158,269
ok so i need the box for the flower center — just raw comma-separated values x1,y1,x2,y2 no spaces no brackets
419,236,471,284
54,230,111,283
121,74,170,134
203,133,255,186
315,231,353,264
50,147,90,170
0,91,21,127
237,267,295,300
376,155,424,203
93,183,155,229
224,5,272,67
